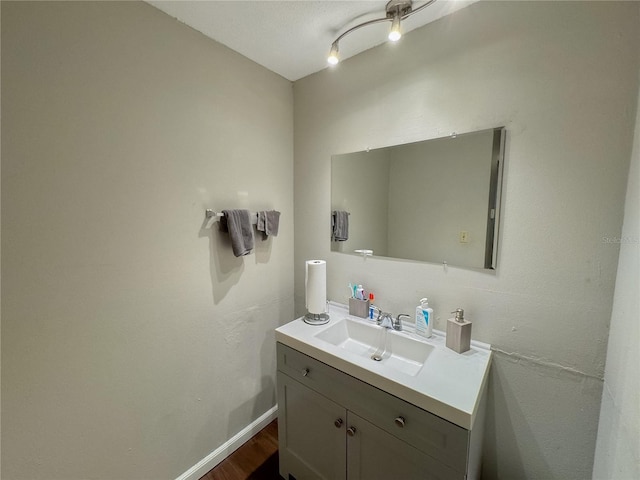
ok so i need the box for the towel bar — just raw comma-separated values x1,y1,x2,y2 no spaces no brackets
204,209,258,228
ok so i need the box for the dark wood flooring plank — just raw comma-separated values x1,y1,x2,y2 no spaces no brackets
200,420,281,480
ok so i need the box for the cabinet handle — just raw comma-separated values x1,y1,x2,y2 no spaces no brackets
334,418,343,428
301,368,309,377
347,426,356,437
394,416,406,428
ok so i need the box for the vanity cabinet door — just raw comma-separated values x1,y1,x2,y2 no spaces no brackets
346,412,464,480
277,372,347,480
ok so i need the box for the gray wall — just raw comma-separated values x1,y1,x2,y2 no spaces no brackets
592,76,640,479
1,2,293,479
293,2,639,478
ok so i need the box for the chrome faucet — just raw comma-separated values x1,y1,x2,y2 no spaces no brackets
377,312,410,331
377,311,394,329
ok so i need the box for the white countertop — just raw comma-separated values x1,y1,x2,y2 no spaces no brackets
275,302,492,430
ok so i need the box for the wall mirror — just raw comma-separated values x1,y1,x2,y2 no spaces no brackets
331,127,506,270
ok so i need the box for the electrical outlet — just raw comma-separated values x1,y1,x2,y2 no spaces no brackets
459,231,469,243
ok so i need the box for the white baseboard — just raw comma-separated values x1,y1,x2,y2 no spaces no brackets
175,405,279,480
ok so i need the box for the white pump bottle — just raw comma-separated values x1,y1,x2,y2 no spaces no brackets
415,298,433,338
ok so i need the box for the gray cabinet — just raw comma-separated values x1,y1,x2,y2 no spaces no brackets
277,343,481,480
347,412,462,480
277,371,346,480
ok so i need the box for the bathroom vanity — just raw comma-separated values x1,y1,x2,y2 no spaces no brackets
275,303,492,480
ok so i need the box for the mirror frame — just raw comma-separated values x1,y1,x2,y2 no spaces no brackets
484,127,506,269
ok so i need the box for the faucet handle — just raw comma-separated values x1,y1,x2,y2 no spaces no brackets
393,314,411,331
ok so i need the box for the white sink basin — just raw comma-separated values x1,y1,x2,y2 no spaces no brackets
315,318,433,376
275,302,492,429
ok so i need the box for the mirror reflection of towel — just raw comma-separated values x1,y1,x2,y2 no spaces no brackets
221,209,254,257
332,211,349,241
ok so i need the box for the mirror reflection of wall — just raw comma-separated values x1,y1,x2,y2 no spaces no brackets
331,127,505,270
332,148,390,257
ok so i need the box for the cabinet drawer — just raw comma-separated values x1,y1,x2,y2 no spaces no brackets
277,343,469,473
347,378,469,473
277,342,344,398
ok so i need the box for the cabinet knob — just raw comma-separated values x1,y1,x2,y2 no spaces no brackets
394,416,406,428
301,368,309,377
334,418,343,428
347,426,357,437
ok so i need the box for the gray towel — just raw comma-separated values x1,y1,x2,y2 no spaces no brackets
332,211,349,241
221,209,254,257
257,210,281,237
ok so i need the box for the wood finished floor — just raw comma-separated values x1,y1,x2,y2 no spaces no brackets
199,420,282,480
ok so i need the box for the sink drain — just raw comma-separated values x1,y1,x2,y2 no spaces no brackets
371,354,383,361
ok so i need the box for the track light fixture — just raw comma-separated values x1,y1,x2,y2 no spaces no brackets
328,41,340,65
388,10,402,42
327,0,437,65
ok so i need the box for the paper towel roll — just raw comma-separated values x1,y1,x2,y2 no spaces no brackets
305,260,327,314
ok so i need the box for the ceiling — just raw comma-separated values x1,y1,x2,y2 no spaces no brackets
146,0,477,81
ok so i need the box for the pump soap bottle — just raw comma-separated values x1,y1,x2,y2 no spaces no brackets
446,308,471,353
415,298,433,338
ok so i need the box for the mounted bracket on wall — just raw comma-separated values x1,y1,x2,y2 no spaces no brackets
354,249,374,260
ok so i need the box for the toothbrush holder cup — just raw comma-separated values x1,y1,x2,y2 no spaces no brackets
349,298,370,318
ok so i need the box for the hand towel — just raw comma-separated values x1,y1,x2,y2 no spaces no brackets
221,209,254,257
257,210,281,237
332,211,349,241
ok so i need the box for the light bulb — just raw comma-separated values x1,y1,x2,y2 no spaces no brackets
327,42,340,65
388,13,402,42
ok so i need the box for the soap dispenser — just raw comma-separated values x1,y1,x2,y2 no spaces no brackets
415,298,433,338
446,308,471,353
